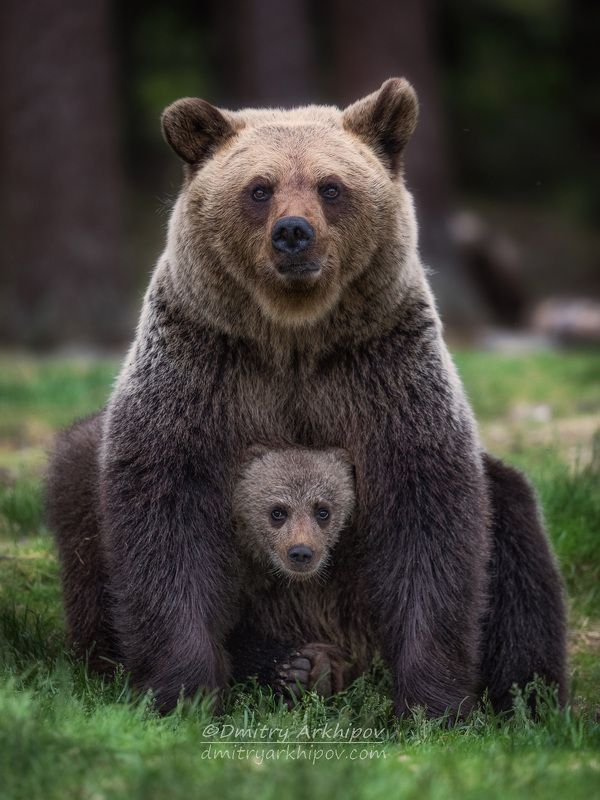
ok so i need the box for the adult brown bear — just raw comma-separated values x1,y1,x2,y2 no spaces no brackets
46,79,567,715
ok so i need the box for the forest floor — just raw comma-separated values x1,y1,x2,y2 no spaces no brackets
0,350,599,799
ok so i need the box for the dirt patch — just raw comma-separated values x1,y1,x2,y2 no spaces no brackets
481,413,599,467
570,617,600,656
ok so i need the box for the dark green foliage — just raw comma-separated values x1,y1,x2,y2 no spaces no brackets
442,0,599,222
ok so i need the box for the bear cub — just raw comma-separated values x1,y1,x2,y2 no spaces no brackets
233,446,355,580
232,446,357,700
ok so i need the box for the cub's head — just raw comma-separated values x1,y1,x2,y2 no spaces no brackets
232,447,355,580
162,79,418,326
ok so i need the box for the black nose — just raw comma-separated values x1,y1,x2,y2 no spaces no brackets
272,216,314,255
287,544,314,564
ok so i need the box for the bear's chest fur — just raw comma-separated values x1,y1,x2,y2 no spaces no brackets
208,332,425,452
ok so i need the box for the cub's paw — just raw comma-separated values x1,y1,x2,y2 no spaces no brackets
276,642,345,705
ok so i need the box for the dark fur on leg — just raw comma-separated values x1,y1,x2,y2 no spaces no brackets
45,412,118,672
481,454,568,711
227,623,293,688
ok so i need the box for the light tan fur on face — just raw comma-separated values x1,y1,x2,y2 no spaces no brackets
161,79,422,341
232,448,355,581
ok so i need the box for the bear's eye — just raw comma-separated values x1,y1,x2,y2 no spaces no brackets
319,184,340,201
252,186,271,202
316,508,330,521
271,507,287,522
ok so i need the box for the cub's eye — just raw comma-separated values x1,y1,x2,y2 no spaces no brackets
320,184,340,201
271,507,287,522
316,508,330,521
252,186,271,202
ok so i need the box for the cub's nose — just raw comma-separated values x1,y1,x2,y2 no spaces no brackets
272,216,314,255
287,544,314,565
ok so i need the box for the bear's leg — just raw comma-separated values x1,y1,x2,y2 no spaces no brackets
46,412,118,672
481,453,568,711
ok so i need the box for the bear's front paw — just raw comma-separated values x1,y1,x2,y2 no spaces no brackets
276,642,345,705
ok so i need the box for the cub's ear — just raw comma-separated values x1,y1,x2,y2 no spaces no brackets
239,444,271,465
328,447,354,468
161,98,238,166
327,447,356,483
342,78,418,176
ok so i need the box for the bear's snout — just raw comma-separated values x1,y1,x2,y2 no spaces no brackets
272,216,314,257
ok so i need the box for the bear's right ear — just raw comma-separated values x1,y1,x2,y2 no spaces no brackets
161,98,238,166
342,78,418,176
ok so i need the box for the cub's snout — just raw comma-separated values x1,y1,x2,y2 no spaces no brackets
287,543,314,566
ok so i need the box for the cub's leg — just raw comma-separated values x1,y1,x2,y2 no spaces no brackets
46,412,118,672
227,623,347,702
481,453,568,711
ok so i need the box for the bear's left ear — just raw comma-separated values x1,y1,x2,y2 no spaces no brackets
161,98,239,166
342,78,418,176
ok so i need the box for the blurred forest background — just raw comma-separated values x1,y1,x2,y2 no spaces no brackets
1,5,599,794
1,0,598,348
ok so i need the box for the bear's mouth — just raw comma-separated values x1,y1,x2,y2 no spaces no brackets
256,256,340,324
276,258,322,286
272,552,325,580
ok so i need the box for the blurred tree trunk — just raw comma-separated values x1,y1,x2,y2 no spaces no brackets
329,0,483,326
0,0,128,348
566,0,600,223
214,0,315,107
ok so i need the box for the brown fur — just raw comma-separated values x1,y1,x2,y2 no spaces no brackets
159,77,421,337
46,413,116,673
233,446,355,580
46,78,567,715
230,446,360,698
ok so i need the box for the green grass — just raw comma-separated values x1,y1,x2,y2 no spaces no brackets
0,355,118,437
0,351,599,799
454,350,600,421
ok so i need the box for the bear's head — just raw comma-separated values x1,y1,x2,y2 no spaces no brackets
233,447,355,580
161,79,419,329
